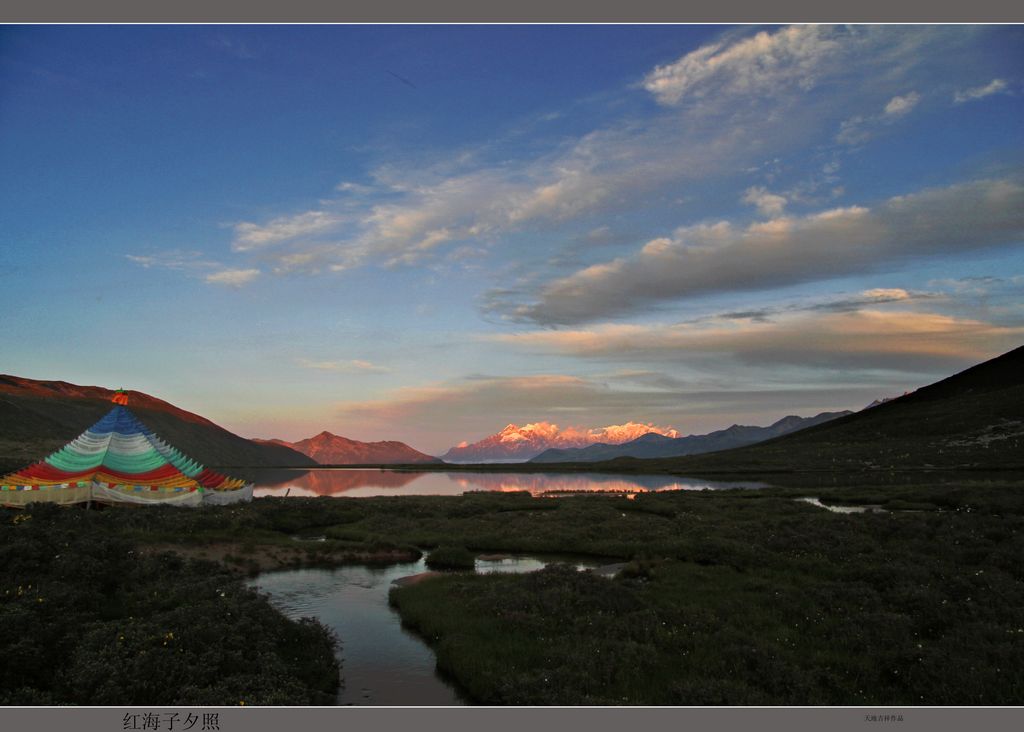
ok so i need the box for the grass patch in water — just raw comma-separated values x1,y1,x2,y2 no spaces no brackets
426,545,476,570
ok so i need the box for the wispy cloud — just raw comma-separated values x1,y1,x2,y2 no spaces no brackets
505,178,1024,325
125,250,220,271
297,358,391,374
213,26,966,280
208,33,260,60
837,90,922,145
954,78,1009,103
204,268,261,287
233,211,344,252
642,25,843,106
127,250,262,289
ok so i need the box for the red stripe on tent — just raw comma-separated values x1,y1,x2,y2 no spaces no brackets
19,463,186,482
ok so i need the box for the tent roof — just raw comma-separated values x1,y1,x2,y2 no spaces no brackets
2,404,248,492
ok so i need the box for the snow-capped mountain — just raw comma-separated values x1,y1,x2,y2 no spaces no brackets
441,421,680,463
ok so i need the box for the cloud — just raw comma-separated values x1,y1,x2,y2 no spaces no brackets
336,181,375,194
837,90,922,144
927,274,1024,296
233,211,343,252
216,26,969,279
125,250,220,271
204,268,261,287
883,91,921,117
954,78,1009,103
642,25,843,106
493,308,1024,374
297,358,390,374
743,186,787,216
187,25,998,301
128,250,264,289
511,178,1024,325
719,287,926,321
835,115,872,146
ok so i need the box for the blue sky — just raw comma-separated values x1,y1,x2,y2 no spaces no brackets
1,25,1022,454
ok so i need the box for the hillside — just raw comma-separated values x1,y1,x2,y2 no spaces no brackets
257,431,441,465
530,411,851,463
584,345,1024,474
0,376,316,473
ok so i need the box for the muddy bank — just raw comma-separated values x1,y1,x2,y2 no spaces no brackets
140,541,421,574
391,570,444,587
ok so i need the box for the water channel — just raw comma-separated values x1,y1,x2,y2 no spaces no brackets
246,469,767,704
248,554,603,705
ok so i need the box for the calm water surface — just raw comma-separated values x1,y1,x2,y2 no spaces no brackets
796,497,887,513
249,554,602,705
251,468,769,498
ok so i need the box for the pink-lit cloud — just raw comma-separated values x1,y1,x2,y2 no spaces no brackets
493,308,1024,372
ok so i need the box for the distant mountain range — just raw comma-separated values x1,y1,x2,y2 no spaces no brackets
583,345,1024,473
255,431,440,465
9,343,1018,476
530,411,852,463
0,375,315,472
442,421,681,463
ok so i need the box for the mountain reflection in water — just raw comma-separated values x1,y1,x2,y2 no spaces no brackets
251,468,769,497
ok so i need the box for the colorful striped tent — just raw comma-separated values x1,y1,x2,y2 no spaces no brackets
1,391,253,508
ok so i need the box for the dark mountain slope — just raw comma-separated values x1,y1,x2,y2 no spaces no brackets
0,376,316,472
583,345,1024,473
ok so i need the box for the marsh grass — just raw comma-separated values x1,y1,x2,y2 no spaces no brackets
426,546,476,570
2,481,1022,705
0,504,339,705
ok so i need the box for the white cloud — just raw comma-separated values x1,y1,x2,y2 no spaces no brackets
742,186,787,216
884,91,921,117
512,178,1024,324
954,78,1009,103
642,25,843,106
204,268,261,287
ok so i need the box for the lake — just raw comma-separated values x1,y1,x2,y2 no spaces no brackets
250,468,770,498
